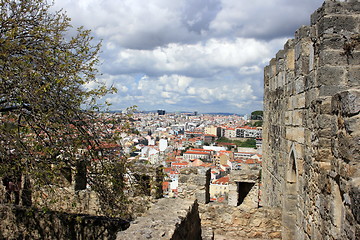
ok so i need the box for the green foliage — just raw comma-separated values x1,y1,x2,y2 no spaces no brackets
250,110,263,120
251,110,263,116
253,121,263,127
216,137,256,148
236,139,256,148
216,137,229,143
246,120,263,127
0,0,130,218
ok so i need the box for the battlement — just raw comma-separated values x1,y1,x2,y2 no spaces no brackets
262,1,360,239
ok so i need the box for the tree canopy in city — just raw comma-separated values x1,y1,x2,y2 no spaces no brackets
0,0,129,217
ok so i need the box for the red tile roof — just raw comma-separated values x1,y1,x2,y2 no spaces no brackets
213,176,229,185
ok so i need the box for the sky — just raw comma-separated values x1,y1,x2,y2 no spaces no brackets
54,0,324,115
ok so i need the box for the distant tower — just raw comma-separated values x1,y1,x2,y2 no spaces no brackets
194,111,198,116
157,109,165,115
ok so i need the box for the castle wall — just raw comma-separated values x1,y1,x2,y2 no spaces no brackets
116,198,201,240
0,205,129,240
262,1,360,239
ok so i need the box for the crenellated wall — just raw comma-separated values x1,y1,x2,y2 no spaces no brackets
262,1,360,239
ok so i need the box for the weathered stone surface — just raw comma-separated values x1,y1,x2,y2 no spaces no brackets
116,198,201,240
332,89,360,117
199,203,282,240
0,205,129,240
178,167,210,204
263,1,360,240
317,15,358,36
318,66,346,86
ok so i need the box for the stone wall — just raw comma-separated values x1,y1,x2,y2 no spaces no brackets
228,169,260,208
177,167,211,204
0,163,163,220
116,198,201,240
200,204,282,240
0,204,129,240
262,1,360,239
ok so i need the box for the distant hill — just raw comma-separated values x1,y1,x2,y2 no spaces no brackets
106,110,243,116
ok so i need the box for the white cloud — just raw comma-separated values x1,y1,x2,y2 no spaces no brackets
52,0,324,113
106,37,276,78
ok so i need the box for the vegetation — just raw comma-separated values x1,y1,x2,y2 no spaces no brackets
246,120,263,127
0,0,132,218
216,137,256,148
250,110,263,120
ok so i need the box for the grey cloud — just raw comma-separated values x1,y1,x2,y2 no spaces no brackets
210,0,324,39
182,0,222,33
52,0,324,113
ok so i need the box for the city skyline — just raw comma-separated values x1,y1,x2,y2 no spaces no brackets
54,0,324,114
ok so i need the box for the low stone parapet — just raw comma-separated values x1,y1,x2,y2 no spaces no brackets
0,204,129,239
117,198,201,240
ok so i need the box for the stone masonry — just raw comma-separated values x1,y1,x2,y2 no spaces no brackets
116,198,201,240
262,1,360,239
0,204,129,240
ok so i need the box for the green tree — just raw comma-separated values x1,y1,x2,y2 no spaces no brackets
250,110,263,120
0,0,130,217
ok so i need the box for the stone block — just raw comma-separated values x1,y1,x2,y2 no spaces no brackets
195,191,207,204
295,26,312,41
337,132,360,162
276,71,286,88
286,127,305,144
344,115,360,135
295,55,310,76
318,36,346,51
305,88,319,108
285,111,293,125
284,39,296,51
295,76,305,94
332,89,360,116
264,66,270,87
289,93,306,110
315,148,333,162
317,15,357,36
319,50,349,66
317,66,346,86
309,43,315,72
319,85,347,97
317,114,336,130
305,71,316,90
269,58,277,78
314,96,333,115
286,48,295,70
318,128,333,139
347,50,360,66
325,1,360,15
293,110,304,126
286,80,294,96
348,66,360,87
318,137,332,148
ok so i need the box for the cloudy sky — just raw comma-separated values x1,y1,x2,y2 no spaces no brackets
54,0,324,114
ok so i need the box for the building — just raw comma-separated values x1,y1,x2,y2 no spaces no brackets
183,149,212,162
210,175,229,198
157,109,166,115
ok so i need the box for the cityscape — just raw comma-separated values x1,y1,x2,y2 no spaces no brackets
101,110,263,201
1,0,359,240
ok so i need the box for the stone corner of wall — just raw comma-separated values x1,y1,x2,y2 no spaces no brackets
116,198,201,240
